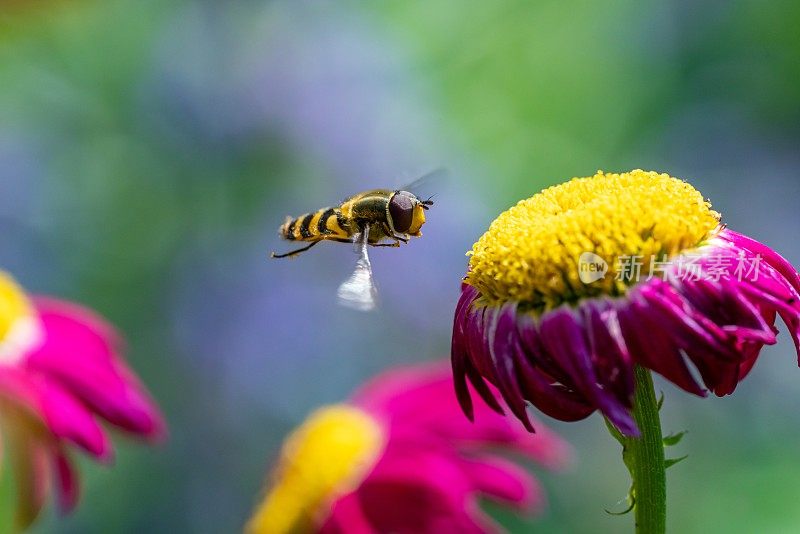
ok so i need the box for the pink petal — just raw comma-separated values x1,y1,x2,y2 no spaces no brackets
360,450,486,534
486,303,534,431
352,362,572,469
452,285,479,420
28,298,166,439
538,306,638,436
617,297,706,396
583,299,634,408
38,379,113,461
320,492,378,534
460,455,544,512
52,449,80,514
465,306,507,414
721,230,800,294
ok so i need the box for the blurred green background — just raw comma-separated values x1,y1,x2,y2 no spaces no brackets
1,0,799,532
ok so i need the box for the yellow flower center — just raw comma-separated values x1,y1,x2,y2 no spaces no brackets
466,170,721,311
246,405,385,534
0,271,41,364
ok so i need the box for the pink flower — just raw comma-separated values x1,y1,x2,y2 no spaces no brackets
0,271,165,528
451,170,800,436
246,362,571,534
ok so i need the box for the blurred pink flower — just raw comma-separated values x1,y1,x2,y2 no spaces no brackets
0,272,165,529
247,362,571,534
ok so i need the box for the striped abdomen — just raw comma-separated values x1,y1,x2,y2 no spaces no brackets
279,207,351,242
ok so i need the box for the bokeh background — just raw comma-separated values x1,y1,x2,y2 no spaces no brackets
1,0,799,532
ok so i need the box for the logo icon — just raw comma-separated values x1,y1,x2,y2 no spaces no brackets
578,252,608,284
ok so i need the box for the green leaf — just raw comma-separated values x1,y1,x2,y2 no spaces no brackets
657,391,665,411
605,500,635,516
605,485,635,516
665,455,689,469
663,430,688,447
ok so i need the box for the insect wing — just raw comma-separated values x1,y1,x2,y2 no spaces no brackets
398,167,447,199
337,227,378,311
337,256,377,311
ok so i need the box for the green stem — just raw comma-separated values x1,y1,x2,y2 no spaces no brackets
622,366,667,534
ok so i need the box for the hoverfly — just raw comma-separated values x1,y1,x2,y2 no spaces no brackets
270,170,441,311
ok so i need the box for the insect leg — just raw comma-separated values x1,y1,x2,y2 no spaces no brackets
270,240,320,259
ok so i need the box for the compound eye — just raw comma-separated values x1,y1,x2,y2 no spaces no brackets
389,191,415,233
